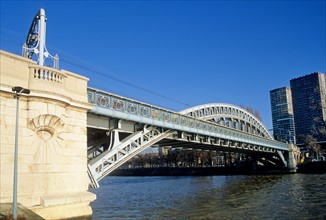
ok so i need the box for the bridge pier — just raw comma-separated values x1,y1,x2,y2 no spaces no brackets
287,144,300,172
0,51,96,219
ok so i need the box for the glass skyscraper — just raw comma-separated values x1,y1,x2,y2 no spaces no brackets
290,72,326,145
270,87,296,143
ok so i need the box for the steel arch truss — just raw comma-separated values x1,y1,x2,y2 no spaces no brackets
180,103,272,139
87,89,291,187
88,126,173,188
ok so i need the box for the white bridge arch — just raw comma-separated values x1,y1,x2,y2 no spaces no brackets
180,103,273,140
86,89,293,188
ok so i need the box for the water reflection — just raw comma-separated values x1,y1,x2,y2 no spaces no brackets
90,174,326,219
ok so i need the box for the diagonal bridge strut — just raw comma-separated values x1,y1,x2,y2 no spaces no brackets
88,126,173,188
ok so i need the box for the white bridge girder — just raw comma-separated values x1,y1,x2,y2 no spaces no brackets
87,88,288,151
86,88,294,188
88,126,173,188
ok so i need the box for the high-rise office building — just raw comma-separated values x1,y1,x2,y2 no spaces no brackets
290,72,326,145
270,87,296,143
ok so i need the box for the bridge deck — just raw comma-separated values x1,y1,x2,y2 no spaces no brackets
87,87,289,151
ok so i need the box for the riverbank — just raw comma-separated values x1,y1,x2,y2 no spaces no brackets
110,166,288,176
297,161,326,173
0,203,44,220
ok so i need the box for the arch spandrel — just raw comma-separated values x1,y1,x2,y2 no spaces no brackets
180,103,273,139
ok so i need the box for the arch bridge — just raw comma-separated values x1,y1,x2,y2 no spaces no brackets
87,88,295,188
0,8,297,219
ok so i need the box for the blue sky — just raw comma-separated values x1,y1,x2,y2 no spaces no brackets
1,0,325,129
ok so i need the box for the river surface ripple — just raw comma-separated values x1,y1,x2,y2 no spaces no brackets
90,174,326,220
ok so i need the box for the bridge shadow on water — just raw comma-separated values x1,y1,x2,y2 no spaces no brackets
110,164,289,177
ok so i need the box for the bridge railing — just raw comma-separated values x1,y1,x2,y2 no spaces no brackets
87,87,289,151
27,65,67,95
29,65,67,84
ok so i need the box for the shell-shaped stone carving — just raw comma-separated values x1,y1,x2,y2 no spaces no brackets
28,114,65,164
28,114,64,140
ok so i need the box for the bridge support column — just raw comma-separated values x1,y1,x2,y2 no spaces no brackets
287,144,300,172
0,51,96,219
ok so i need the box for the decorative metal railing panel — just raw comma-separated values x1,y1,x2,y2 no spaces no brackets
87,88,289,151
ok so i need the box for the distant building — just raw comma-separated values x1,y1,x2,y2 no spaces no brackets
290,72,326,145
158,146,169,155
270,87,296,143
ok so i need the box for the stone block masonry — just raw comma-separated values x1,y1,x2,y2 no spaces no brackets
0,50,96,219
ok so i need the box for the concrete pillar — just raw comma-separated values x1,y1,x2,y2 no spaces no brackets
287,144,299,172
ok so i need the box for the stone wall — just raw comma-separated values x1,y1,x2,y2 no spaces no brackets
0,50,96,219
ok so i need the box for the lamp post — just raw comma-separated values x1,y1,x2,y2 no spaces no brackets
12,86,30,220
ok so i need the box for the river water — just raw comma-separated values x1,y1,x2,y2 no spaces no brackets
89,174,326,219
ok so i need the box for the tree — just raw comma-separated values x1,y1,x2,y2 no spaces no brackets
239,104,263,122
134,154,146,168
303,134,321,160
